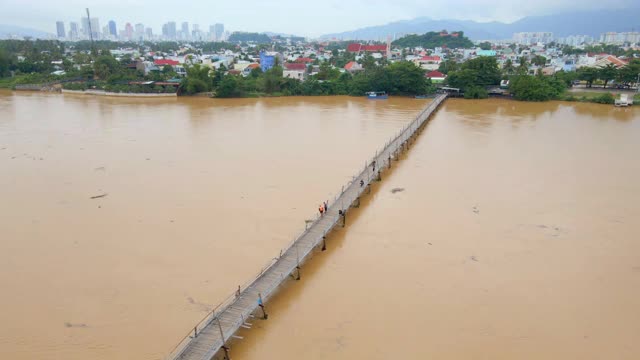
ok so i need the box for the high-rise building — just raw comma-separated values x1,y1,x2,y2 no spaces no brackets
91,18,100,39
145,27,153,40
135,23,145,41
162,21,177,39
512,32,554,45
214,23,224,41
81,17,100,39
108,20,117,37
69,22,79,39
125,23,134,40
56,21,65,38
181,22,189,40
209,25,216,41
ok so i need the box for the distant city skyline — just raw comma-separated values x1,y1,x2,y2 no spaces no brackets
0,0,638,37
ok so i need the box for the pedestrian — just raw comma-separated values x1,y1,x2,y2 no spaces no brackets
324,200,328,211
372,160,376,172
360,179,364,187
319,204,324,216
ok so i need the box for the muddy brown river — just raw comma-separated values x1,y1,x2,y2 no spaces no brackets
1,92,639,359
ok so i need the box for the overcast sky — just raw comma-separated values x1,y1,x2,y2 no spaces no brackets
0,0,637,37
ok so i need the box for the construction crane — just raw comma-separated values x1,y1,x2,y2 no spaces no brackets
86,8,95,54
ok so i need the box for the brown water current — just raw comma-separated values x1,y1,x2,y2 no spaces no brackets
0,91,425,359
230,99,640,360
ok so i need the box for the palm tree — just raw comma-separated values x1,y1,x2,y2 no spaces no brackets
503,59,514,75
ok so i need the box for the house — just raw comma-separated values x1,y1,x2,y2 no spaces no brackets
283,63,307,80
241,63,261,77
476,50,496,57
415,55,441,70
425,70,447,83
594,55,628,68
154,59,180,67
344,61,363,73
259,51,283,72
347,43,388,55
295,57,314,64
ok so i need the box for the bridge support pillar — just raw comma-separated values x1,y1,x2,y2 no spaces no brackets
258,293,268,320
339,210,346,227
375,170,381,182
388,154,392,169
295,266,301,280
322,236,327,251
366,184,371,194
353,197,360,208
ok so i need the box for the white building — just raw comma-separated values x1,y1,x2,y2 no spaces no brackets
513,32,554,45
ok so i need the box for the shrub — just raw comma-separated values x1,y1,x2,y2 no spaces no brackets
591,93,615,104
463,86,488,99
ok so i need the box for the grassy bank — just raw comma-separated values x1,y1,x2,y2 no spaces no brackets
560,91,639,105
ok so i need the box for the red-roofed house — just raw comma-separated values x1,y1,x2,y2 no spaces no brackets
344,61,363,73
284,62,308,80
595,55,628,68
154,59,180,67
414,55,442,70
347,43,388,54
426,70,447,83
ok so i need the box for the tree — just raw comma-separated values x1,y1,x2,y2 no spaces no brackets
531,55,547,67
216,74,243,97
386,61,429,95
0,48,13,77
517,57,529,75
578,67,598,88
502,59,515,75
479,42,492,50
509,75,565,101
438,60,458,75
93,55,120,79
598,63,618,89
446,56,500,90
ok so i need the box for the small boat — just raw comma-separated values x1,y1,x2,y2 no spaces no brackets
366,91,388,99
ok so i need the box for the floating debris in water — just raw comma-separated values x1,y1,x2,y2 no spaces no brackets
90,193,108,199
64,322,88,328
391,187,405,194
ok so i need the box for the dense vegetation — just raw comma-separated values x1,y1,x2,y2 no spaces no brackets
444,56,501,98
393,31,474,49
179,59,434,97
228,32,272,44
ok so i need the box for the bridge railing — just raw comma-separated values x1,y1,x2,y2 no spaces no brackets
165,94,447,360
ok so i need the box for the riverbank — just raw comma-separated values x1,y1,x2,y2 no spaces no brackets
61,89,177,97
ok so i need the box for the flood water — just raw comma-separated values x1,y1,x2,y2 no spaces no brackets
1,93,639,359
230,99,640,360
0,91,425,359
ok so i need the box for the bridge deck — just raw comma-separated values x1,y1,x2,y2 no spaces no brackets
169,94,448,360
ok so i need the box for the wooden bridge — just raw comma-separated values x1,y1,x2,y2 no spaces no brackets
167,94,448,360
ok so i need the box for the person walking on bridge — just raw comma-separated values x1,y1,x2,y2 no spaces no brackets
324,200,328,212
319,204,324,216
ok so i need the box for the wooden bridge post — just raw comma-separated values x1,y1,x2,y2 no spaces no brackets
258,293,268,319
339,209,346,227
388,154,391,169
322,236,327,251
366,183,371,194
376,169,381,182
353,197,360,208
217,319,230,360
294,243,301,280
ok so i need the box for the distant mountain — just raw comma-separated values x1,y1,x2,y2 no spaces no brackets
320,8,640,41
0,24,53,39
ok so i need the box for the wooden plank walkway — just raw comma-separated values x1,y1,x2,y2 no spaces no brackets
167,94,448,360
